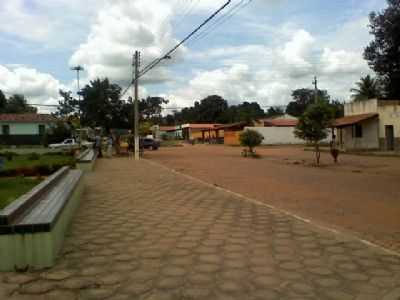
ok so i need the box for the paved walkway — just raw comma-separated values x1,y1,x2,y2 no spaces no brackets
1,158,400,300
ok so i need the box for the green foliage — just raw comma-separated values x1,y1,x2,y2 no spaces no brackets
364,0,400,98
1,151,18,161
295,101,334,165
80,78,127,130
46,121,72,143
265,106,285,118
330,100,344,118
239,129,264,153
170,96,265,125
0,92,37,114
27,153,40,161
139,96,169,122
55,90,78,118
0,90,7,113
1,153,75,175
286,88,330,117
351,75,383,101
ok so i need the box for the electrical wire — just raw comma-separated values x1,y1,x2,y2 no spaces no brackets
188,0,254,46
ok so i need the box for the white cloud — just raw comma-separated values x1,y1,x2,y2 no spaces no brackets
320,48,369,75
167,23,374,108
0,65,64,106
69,0,186,87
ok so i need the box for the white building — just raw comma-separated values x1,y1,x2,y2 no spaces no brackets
334,99,400,151
0,113,56,145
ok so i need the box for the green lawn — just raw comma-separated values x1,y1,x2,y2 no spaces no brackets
0,177,43,209
4,154,75,170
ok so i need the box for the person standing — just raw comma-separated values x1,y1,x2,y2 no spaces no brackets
107,134,113,158
95,133,103,158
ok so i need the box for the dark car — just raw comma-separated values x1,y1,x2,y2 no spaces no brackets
140,138,160,150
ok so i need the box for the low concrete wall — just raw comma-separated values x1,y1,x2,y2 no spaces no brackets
0,170,84,271
245,127,305,145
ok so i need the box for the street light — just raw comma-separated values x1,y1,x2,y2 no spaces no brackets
71,66,84,147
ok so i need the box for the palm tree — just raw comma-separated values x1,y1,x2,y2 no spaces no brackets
350,75,382,101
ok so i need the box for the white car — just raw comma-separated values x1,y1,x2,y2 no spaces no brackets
48,139,93,150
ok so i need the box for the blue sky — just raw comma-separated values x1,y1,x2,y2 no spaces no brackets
0,0,387,112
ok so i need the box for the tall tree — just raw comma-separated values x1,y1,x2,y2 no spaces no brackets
197,95,229,123
364,0,400,98
235,102,265,123
139,96,169,122
350,75,382,101
80,78,127,130
55,90,78,118
286,88,330,117
265,106,284,118
0,90,7,113
294,101,334,166
5,94,37,113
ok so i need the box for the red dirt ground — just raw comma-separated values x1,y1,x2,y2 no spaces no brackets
146,144,400,253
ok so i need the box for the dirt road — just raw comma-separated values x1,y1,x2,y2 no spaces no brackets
147,145,400,253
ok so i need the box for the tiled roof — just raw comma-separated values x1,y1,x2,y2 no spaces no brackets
185,124,220,129
263,119,298,127
334,113,378,127
159,126,176,132
0,113,56,123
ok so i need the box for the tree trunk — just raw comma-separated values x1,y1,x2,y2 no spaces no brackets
315,143,321,166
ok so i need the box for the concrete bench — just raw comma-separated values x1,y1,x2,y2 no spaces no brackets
0,167,84,271
76,148,97,172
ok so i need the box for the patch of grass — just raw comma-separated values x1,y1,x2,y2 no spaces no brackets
3,154,75,171
0,177,43,209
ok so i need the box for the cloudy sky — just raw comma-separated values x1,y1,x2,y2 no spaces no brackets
0,0,387,112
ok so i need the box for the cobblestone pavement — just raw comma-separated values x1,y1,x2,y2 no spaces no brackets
1,158,400,300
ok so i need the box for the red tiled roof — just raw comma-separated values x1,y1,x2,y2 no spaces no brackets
263,119,298,127
187,124,220,129
0,113,56,123
159,126,176,132
334,113,378,127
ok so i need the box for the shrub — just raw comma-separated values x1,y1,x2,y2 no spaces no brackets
27,153,41,161
239,129,264,155
2,151,18,161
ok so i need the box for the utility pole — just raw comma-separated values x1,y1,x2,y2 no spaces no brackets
71,66,84,147
312,76,319,103
133,51,140,160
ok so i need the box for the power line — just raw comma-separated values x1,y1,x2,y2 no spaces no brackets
139,1,232,79
188,0,254,46
121,0,232,99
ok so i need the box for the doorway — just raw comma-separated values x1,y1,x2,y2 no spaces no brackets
385,125,395,151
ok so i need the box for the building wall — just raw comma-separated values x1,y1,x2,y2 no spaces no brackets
339,118,379,150
344,99,378,116
344,99,400,151
245,127,305,145
224,130,241,145
0,122,50,135
378,103,400,151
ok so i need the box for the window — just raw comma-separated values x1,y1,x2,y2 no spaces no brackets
2,125,10,135
352,124,363,138
38,124,45,136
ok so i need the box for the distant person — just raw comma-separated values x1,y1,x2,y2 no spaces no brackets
107,134,113,158
95,133,103,158
128,131,134,158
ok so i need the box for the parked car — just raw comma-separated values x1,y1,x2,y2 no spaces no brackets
140,137,160,150
48,139,93,150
